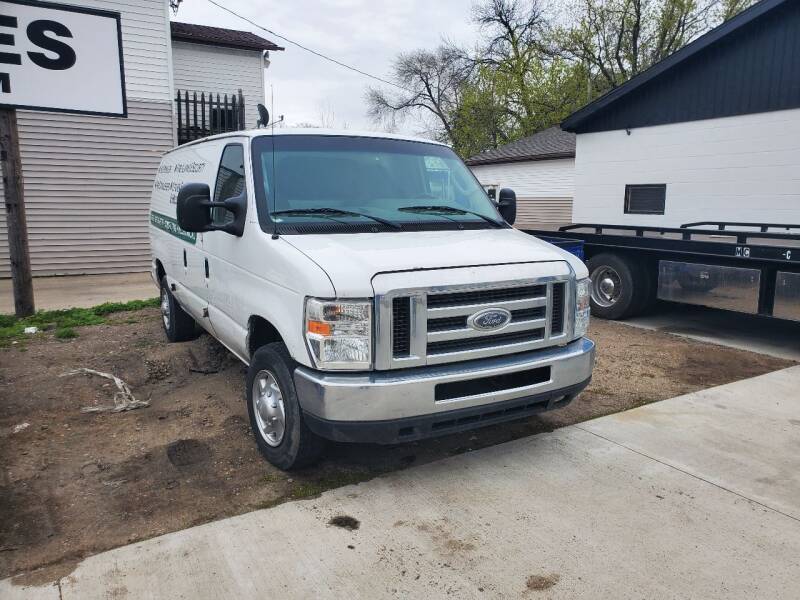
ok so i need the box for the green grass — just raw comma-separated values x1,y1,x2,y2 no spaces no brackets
54,327,78,339
288,470,372,500
0,297,159,345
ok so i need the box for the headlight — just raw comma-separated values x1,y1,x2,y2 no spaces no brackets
574,278,590,338
305,298,372,370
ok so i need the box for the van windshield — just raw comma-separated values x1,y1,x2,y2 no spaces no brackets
250,135,504,233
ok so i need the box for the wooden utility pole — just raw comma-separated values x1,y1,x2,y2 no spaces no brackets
0,108,35,317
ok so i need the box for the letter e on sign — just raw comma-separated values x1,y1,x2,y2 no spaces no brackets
0,0,125,116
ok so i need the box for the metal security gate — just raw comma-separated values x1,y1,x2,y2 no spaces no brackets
175,89,246,145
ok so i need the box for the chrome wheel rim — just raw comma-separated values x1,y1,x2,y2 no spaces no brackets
252,370,286,447
590,266,622,308
160,288,171,330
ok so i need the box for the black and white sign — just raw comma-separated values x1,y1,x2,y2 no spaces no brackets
0,0,126,116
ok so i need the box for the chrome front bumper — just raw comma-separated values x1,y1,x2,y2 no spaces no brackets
294,337,595,425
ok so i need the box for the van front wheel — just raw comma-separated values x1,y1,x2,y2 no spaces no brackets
160,277,197,342
246,343,325,470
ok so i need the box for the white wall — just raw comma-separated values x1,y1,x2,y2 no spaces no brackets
572,108,800,227
171,41,265,129
470,158,575,227
0,0,174,277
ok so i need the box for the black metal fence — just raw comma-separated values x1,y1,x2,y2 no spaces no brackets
175,89,246,145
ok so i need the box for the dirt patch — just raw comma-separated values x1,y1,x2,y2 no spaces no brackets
0,309,794,578
328,515,360,531
526,573,560,591
166,439,211,467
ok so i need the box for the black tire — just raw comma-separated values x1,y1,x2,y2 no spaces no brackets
246,343,325,470
587,253,649,320
160,276,198,342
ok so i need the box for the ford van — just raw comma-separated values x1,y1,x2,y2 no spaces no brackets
149,130,595,469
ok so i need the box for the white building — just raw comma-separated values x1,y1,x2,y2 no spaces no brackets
170,22,281,130
561,0,800,228
466,127,576,229
0,2,281,277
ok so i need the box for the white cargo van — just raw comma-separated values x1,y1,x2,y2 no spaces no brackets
149,130,595,469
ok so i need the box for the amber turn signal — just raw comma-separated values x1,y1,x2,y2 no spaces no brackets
307,320,332,336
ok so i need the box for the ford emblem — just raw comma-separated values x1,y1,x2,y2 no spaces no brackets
467,308,512,332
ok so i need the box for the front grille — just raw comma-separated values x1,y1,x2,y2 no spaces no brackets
427,285,546,308
392,297,411,357
428,328,544,355
384,279,571,367
427,306,546,333
551,283,565,335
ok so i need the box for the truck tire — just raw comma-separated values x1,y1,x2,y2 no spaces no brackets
246,343,326,470
160,276,198,342
587,253,649,319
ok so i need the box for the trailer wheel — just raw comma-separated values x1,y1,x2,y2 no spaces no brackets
587,253,647,319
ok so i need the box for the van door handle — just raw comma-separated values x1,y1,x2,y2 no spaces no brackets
183,249,187,267
204,258,209,278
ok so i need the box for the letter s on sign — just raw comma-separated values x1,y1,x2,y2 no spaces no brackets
27,20,76,70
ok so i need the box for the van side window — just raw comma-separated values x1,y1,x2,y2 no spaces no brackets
212,144,246,225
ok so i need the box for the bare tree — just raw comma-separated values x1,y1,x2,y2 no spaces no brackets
365,45,473,142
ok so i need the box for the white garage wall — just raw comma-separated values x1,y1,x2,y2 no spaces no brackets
470,158,575,227
572,108,800,227
171,41,265,129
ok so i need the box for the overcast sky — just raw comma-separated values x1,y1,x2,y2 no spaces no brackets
173,0,480,137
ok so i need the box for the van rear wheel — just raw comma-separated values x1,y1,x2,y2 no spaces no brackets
159,277,197,342
246,343,325,470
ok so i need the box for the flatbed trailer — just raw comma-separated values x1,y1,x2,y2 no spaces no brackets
523,222,800,322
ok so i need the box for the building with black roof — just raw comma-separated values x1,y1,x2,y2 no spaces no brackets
467,0,799,229
562,0,800,227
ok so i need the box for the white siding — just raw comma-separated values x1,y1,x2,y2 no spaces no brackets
470,158,575,228
171,41,265,129
0,0,173,277
0,102,174,277
572,108,800,227
61,0,173,103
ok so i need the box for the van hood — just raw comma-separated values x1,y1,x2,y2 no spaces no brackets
282,228,587,297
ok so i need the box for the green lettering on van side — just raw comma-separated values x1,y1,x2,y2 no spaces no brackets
150,211,197,245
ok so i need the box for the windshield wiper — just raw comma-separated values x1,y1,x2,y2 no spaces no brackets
271,208,402,229
399,205,504,228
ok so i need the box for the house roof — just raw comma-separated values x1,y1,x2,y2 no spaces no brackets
561,0,793,133
464,127,575,166
170,22,284,52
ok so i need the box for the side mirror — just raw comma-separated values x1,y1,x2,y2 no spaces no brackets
176,182,247,237
497,188,516,226
176,183,212,232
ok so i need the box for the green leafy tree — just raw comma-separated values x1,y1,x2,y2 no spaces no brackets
366,0,756,158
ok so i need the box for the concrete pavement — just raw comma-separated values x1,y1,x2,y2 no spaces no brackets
0,272,155,313
3,366,799,599
624,303,800,361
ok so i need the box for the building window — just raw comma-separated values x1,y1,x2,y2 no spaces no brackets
624,184,666,215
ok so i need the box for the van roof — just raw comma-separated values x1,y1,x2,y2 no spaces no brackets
166,128,449,154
